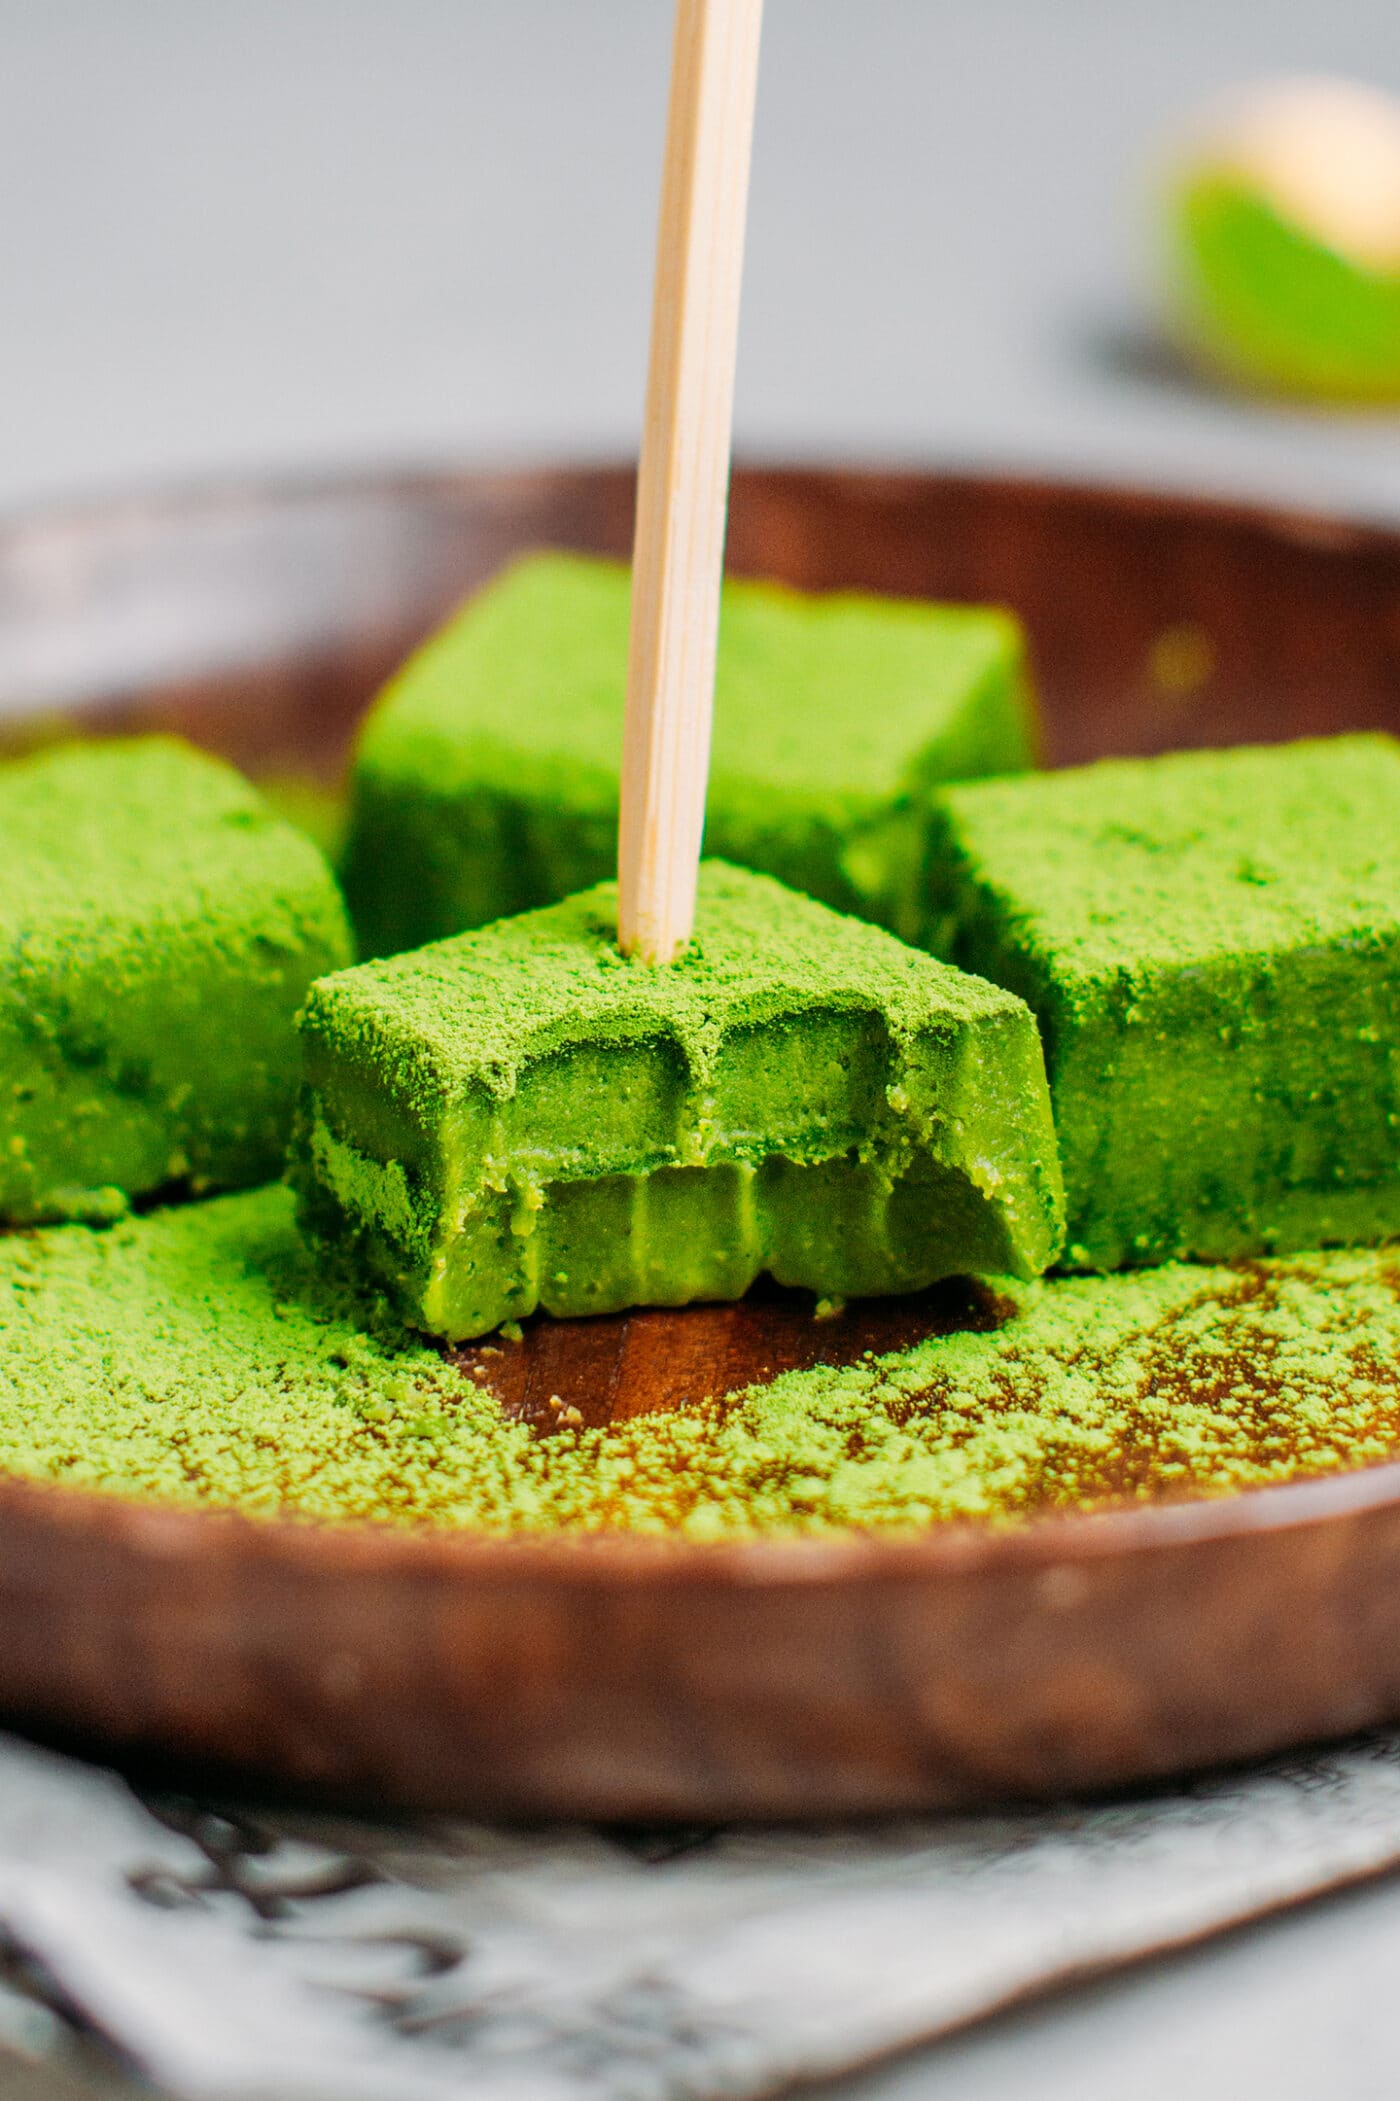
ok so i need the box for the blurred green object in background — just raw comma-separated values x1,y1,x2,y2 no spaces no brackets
1163,77,1400,403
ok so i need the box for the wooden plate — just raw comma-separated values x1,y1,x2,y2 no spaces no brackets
3,463,1400,1821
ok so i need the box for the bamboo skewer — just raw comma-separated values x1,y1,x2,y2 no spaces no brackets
617,0,766,964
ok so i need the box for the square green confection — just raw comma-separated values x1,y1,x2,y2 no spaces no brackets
342,551,1036,957
0,736,353,1224
922,734,1400,1271
294,862,1064,1341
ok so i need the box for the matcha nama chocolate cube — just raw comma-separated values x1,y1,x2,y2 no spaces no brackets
341,551,1037,958
923,734,1400,1270
293,862,1064,1341
0,736,353,1223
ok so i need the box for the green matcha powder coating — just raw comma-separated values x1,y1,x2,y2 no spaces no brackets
342,552,1036,956
0,736,352,1224
3,1184,1398,1537
924,735,1400,1270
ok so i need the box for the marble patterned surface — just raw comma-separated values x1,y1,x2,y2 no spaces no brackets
2,1727,1400,2100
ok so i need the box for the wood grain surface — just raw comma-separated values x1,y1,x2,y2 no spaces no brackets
2,463,1400,1818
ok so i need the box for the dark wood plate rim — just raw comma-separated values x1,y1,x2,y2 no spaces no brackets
2,451,1390,556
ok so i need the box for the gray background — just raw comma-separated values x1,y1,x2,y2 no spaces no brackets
2,0,1400,518
2,2,1400,2097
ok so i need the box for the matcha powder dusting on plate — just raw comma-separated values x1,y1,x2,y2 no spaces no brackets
0,1187,1399,1537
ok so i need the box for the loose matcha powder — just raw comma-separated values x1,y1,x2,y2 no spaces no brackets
0,1185,1398,1536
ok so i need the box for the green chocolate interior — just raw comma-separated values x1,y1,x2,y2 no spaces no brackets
294,862,1064,1339
3,1182,1399,1536
923,734,1400,1270
0,735,353,1224
342,551,1036,956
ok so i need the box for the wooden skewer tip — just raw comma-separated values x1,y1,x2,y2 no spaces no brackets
617,0,765,965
